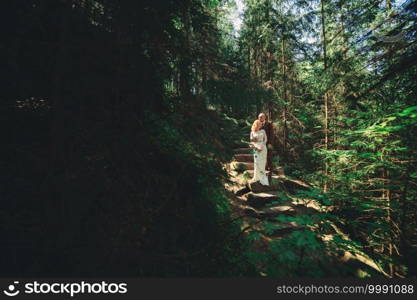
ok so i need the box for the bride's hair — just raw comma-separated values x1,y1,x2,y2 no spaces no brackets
251,120,262,132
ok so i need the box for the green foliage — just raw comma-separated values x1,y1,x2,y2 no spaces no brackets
256,229,337,277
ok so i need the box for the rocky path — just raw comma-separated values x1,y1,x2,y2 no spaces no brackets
224,142,390,277
225,146,322,244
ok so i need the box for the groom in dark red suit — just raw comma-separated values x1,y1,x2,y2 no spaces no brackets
258,113,273,173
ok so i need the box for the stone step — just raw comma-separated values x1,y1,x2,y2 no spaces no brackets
283,178,311,192
246,191,282,208
243,205,297,219
232,175,283,196
234,140,250,148
242,170,282,179
292,204,320,216
234,154,253,163
233,148,252,154
269,223,305,237
262,205,297,217
249,175,284,193
244,195,321,217
234,186,251,196
233,148,279,155
276,166,285,176
231,161,254,172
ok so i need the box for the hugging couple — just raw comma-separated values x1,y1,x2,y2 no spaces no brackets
249,113,274,186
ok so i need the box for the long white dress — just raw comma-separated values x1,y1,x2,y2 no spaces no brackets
250,129,269,186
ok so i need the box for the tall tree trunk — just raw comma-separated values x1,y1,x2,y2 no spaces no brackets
340,13,348,61
281,38,287,161
321,0,329,192
381,151,394,277
179,1,192,103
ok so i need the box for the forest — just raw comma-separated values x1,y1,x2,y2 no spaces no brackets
1,0,416,278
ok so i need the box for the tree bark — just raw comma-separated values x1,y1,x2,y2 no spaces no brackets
321,0,329,192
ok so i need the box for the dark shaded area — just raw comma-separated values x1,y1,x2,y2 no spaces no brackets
0,0,256,277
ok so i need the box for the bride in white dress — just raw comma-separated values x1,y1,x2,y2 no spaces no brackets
249,120,269,186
